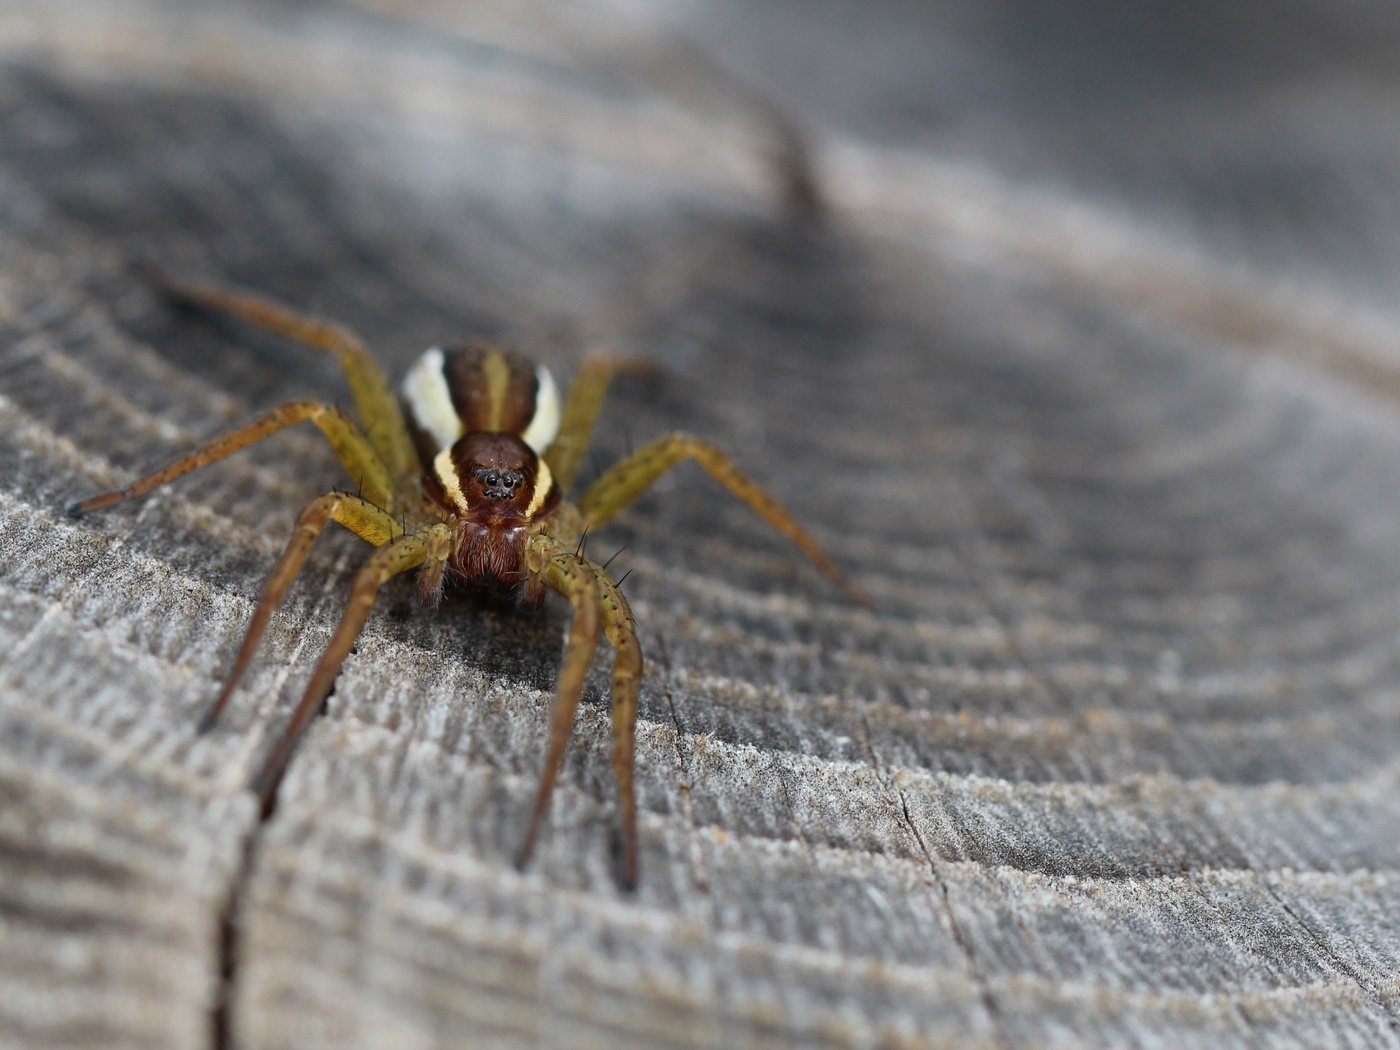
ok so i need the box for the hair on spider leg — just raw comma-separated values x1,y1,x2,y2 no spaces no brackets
600,546,628,571
575,524,591,559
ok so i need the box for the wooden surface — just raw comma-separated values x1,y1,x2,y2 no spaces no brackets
5,1,1400,1047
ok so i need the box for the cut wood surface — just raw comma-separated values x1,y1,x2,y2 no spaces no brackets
5,2,1400,1048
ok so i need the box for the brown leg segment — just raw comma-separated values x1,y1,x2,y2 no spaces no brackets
68,399,395,515
250,524,453,799
590,561,643,890
199,492,402,732
516,537,602,872
579,431,872,607
151,274,419,492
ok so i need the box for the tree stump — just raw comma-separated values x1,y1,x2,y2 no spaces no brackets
4,2,1400,1048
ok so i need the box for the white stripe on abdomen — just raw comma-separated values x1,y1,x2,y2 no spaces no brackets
401,347,462,450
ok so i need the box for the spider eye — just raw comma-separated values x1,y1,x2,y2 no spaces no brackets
466,459,530,503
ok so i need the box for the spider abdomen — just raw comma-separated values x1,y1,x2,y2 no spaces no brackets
401,345,559,467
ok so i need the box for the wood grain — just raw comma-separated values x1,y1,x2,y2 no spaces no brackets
4,2,1400,1048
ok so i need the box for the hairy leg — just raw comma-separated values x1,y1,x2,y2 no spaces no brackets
199,492,402,732
545,355,651,492
69,399,395,515
250,524,454,798
516,537,602,871
589,560,642,889
151,273,419,491
579,431,872,607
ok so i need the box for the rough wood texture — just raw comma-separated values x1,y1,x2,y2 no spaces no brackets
5,2,1400,1048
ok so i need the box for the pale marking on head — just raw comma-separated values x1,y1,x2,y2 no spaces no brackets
402,348,462,451
521,364,560,454
432,447,469,513
525,458,554,519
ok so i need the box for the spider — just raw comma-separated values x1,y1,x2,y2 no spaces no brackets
69,276,870,888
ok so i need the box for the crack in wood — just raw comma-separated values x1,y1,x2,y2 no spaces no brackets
1269,888,1400,1036
208,678,338,1050
857,710,1009,1049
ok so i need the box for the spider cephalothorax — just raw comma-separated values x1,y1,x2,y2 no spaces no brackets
70,276,869,888
426,429,562,593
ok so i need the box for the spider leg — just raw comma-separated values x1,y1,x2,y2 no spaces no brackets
578,432,872,607
251,523,453,799
68,399,395,516
588,559,643,890
150,273,419,489
516,536,602,872
199,492,402,732
545,354,653,492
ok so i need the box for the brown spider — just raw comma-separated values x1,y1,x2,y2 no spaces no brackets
70,276,870,887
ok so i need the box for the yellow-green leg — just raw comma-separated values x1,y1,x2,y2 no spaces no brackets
199,491,403,731
590,561,642,889
545,355,651,492
68,399,395,515
578,431,872,607
516,536,602,871
251,524,453,798
152,273,420,491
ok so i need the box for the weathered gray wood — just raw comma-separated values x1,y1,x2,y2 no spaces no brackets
5,1,1400,1048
